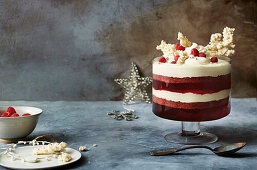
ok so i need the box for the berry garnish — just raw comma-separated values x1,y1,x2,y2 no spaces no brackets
11,113,19,117
191,48,199,56
177,45,185,51
6,107,16,114
2,112,11,117
174,55,180,62
211,57,218,63
175,43,185,51
22,113,31,116
199,53,206,57
159,57,166,63
175,43,180,49
171,61,177,64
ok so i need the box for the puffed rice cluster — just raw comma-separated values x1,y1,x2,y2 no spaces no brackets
177,32,191,47
156,40,176,59
156,27,235,64
33,142,68,155
58,152,72,162
205,27,235,57
79,146,87,151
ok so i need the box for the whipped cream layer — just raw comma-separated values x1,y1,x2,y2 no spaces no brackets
152,88,230,103
153,57,231,78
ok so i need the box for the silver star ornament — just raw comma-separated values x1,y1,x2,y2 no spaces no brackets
115,62,152,104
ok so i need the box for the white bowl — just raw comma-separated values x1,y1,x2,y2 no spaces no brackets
0,106,42,140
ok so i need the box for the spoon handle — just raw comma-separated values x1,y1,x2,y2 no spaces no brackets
150,145,213,156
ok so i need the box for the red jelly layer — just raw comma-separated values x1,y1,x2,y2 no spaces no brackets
153,95,229,109
153,74,231,94
152,102,230,122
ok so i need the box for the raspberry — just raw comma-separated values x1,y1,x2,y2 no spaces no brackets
11,113,19,117
191,48,199,56
174,55,180,62
171,61,177,64
175,43,185,51
22,113,31,116
2,112,11,117
175,43,180,49
211,57,218,63
199,53,206,57
6,107,16,114
177,45,185,51
159,57,166,63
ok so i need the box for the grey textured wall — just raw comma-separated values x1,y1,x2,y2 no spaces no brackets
0,0,256,101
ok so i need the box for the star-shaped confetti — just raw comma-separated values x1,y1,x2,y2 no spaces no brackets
115,62,152,104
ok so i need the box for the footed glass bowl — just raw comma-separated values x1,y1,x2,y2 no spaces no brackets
152,57,231,144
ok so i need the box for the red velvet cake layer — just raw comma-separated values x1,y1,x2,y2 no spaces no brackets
153,74,231,94
153,80,230,94
152,102,230,121
153,74,231,84
153,95,229,109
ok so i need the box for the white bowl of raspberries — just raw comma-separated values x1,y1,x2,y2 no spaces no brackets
0,106,42,140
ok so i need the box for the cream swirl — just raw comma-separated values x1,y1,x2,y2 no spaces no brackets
184,57,210,65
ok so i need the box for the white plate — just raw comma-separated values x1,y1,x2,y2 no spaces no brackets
0,146,81,169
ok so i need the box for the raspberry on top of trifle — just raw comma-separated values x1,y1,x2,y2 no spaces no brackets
152,27,235,121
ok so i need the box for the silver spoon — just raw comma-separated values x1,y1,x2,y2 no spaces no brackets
150,142,246,156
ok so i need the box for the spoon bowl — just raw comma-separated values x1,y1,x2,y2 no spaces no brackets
150,142,246,156
213,142,246,156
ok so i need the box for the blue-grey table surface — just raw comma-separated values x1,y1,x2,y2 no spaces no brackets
0,98,256,170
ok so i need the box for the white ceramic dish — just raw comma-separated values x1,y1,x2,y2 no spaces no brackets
0,146,81,169
0,106,42,140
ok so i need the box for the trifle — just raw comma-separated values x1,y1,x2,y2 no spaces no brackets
152,27,235,144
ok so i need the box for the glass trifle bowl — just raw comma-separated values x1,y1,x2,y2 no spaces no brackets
152,27,234,144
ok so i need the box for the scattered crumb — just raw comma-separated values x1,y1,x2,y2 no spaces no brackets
79,146,87,152
93,144,98,147
58,153,72,162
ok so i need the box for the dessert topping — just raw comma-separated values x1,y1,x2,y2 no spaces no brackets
199,52,206,57
205,27,235,57
211,57,218,63
156,27,235,64
191,48,199,56
174,55,180,62
33,142,68,155
159,57,166,63
175,43,180,49
177,32,192,47
177,52,189,65
156,40,176,59
175,43,185,51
